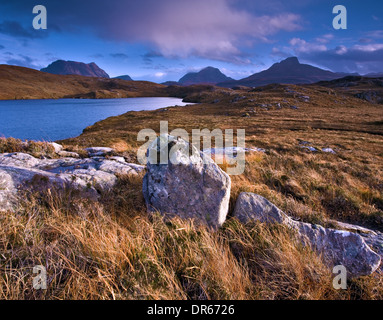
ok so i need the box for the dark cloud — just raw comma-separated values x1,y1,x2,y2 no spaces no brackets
0,20,47,39
6,54,42,69
298,45,383,74
110,53,128,59
0,0,302,63
142,51,163,63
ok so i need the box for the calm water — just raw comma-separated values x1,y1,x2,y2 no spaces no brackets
0,97,192,141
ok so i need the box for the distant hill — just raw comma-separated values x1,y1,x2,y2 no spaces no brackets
161,81,180,86
113,75,133,81
178,66,233,85
217,57,353,88
41,60,110,78
0,64,167,100
314,75,383,104
365,73,383,78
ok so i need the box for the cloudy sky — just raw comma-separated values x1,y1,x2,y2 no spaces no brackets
0,0,382,81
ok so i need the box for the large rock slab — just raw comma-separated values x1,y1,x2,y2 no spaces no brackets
0,152,144,211
291,222,381,278
143,134,231,229
233,192,381,278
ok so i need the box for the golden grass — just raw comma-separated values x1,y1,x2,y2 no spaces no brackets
2,173,382,300
0,137,56,158
1,83,383,299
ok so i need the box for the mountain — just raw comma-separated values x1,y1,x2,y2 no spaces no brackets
41,60,110,78
218,57,352,88
113,75,133,81
178,66,233,85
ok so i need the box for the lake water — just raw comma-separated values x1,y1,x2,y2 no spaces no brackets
0,97,192,141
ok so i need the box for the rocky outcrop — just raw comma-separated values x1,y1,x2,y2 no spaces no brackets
233,192,381,278
0,152,144,211
143,135,231,229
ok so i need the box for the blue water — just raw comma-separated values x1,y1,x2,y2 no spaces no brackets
0,97,191,141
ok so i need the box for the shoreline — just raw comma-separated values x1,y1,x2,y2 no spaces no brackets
0,97,195,143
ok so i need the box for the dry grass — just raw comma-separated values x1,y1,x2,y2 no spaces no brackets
0,137,57,158
61,83,383,230
2,173,382,300
1,83,383,299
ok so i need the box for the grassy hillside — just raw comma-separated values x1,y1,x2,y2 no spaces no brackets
0,65,167,100
1,81,382,299
60,83,383,231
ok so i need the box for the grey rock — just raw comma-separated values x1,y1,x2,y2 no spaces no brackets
291,221,381,278
49,142,63,153
58,151,80,158
233,192,290,224
109,156,126,163
322,148,336,154
331,220,383,272
300,146,317,152
86,147,114,157
143,134,231,229
233,192,381,277
0,152,144,211
202,147,265,161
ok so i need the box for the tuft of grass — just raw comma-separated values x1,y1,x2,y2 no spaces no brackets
0,137,56,158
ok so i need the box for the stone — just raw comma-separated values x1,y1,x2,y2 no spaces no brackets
143,134,231,229
86,147,114,157
233,192,381,277
300,146,317,152
322,148,336,154
109,156,126,163
202,147,265,162
233,192,290,224
58,151,80,158
49,142,63,153
291,221,381,277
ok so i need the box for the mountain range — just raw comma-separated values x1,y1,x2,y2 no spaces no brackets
160,57,359,88
25,57,383,90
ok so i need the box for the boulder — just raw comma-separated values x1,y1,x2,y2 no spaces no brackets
233,192,381,277
291,222,381,278
232,192,290,224
143,134,231,229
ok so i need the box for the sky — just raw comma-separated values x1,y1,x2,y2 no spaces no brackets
0,0,382,82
